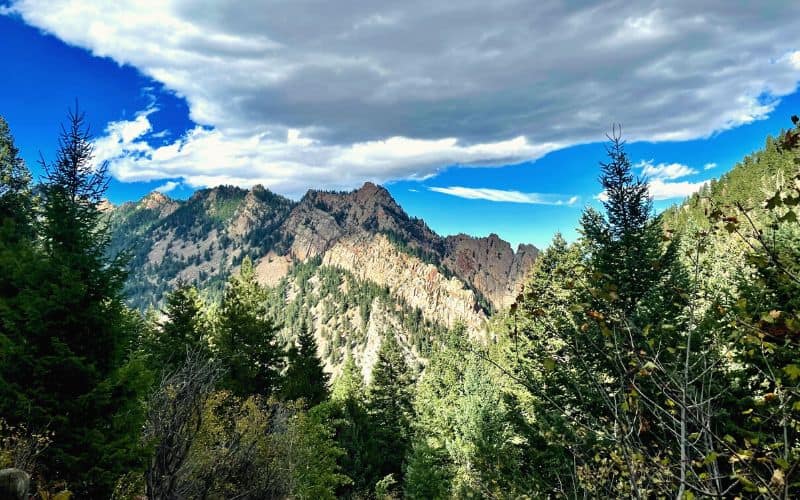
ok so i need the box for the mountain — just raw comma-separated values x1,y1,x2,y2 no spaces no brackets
664,134,798,231
108,182,537,378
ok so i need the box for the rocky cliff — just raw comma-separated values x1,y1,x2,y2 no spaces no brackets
108,181,537,374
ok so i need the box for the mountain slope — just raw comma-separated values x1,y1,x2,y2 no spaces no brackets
109,182,536,315
664,134,798,231
108,181,536,376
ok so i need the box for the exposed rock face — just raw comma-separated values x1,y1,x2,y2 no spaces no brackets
281,182,441,261
110,181,538,376
323,234,486,333
98,198,115,213
443,234,539,309
138,191,179,217
254,251,292,287
274,262,434,382
110,181,536,320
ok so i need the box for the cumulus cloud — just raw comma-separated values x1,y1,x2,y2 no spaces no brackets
636,159,708,199
429,186,579,205
5,1,800,194
704,162,717,170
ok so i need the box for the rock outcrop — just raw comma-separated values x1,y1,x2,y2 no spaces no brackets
443,233,538,309
324,234,486,333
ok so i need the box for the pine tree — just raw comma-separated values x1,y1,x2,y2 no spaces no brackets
508,129,694,496
0,115,39,437
0,116,32,234
331,352,364,402
315,353,380,497
406,327,521,498
282,321,329,406
142,282,208,372
580,126,680,319
3,108,139,496
366,332,414,483
214,256,283,396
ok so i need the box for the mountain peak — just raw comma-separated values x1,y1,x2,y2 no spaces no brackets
98,198,115,212
355,181,380,195
352,181,397,207
139,191,172,210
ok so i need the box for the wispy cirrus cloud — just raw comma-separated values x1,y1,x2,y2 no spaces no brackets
429,186,579,206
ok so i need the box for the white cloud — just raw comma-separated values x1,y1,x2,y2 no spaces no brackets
637,159,697,180
597,158,708,201
789,51,800,70
648,178,708,201
704,162,717,170
5,1,800,194
154,180,180,193
429,186,578,206
94,111,562,197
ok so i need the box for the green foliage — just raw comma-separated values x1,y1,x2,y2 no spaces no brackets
213,256,284,396
490,118,800,497
282,321,330,406
0,116,32,234
268,258,447,369
6,107,800,498
693,120,800,496
178,390,348,499
367,332,415,483
140,282,209,373
0,110,144,497
108,184,296,310
502,130,699,496
331,353,365,402
407,327,523,498
319,354,384,497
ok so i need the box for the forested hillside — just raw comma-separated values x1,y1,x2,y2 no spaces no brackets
1,110,798,498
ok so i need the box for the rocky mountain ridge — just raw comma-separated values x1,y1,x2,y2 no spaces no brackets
108,181,538,376
109,181,537,315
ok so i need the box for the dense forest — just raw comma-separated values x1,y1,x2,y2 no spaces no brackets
1,109,799,499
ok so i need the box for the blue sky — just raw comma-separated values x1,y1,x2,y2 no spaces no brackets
2,1,799,248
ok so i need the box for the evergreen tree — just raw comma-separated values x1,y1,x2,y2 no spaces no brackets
579,126,679,318
282,321,329,406
331,352,364,402
2,108,139,496
0,115,39,440
507,130,694,496
321,353,381,497
366,332,414,484
142,282,208,372
214,256,283,396
406,327,522,498
0,116,32,233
